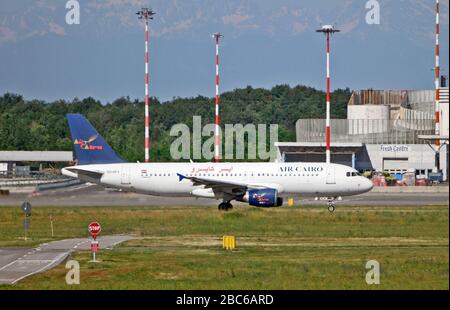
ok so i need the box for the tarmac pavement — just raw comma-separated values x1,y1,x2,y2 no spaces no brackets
0,235,135,285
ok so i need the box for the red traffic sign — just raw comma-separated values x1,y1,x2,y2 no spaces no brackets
91,240,99,253
88,222,101,235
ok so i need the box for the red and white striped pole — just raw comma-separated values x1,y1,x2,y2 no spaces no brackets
435,0,440,148
213,33,223,162
325,32,331,164
144,19,150,162
316,25,340,164
137,8,155,162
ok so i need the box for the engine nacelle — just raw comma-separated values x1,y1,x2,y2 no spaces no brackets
243,188,283,208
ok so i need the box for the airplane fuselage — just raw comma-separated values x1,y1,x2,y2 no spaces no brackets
63,162,373,199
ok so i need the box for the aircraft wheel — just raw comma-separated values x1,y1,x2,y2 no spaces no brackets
327,204,336,213
218,202,228,211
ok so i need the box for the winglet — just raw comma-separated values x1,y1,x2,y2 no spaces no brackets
177,173,186,182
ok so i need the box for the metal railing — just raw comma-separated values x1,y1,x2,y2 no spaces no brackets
296,119,435,144
348,90,408,106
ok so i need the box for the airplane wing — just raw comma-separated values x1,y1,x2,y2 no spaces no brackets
177,173,283,200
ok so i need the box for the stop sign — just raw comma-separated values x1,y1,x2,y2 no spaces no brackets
88,222,101,235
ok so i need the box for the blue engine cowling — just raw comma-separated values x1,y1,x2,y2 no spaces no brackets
248,189,283,208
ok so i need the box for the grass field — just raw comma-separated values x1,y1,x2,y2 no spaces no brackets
0,205,448,289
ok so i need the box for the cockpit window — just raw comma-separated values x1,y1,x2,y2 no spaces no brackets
347,171,361,177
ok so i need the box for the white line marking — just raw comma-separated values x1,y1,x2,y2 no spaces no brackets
11,252,70,284
0,261,17,272
18,260,54,263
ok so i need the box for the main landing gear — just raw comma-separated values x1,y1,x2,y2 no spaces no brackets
218,201,233,211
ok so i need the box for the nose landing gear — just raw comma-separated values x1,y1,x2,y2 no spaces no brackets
327,201,336,213
218,201,233,211
316,197,338,213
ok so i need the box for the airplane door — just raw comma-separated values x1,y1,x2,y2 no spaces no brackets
121,165,131,185
326,166,336,184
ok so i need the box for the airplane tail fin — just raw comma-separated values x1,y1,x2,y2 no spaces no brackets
66,114,126,165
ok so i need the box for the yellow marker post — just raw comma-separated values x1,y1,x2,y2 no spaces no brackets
288,198,295,207
223,236,236,250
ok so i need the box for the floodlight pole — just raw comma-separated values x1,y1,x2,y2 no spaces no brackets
212,33,223,162
434,0,441,172
316,25,340,164
136,8,155,162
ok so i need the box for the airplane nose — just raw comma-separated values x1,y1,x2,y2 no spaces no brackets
363,177,373,192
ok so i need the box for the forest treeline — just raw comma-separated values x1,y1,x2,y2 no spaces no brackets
0,85,351,162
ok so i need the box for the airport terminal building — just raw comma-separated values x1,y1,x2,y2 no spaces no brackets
276,88,449,181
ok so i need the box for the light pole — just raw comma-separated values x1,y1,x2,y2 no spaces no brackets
212,33,223,162
434,0,441,172
316,25,340,164
136,8,155,162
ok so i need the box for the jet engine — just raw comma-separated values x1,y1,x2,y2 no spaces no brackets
241,188,283,208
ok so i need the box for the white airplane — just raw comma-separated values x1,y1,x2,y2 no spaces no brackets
62,114,373,212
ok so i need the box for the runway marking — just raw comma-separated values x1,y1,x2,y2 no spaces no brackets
18,260,54,263
0,261,18,272
0,236,135,284
11,252,70,284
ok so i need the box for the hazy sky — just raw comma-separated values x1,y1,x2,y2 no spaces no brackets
0,0,448,103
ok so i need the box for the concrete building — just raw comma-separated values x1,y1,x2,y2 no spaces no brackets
276,88,449,182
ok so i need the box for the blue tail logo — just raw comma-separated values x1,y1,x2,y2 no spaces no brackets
67,114,126,165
